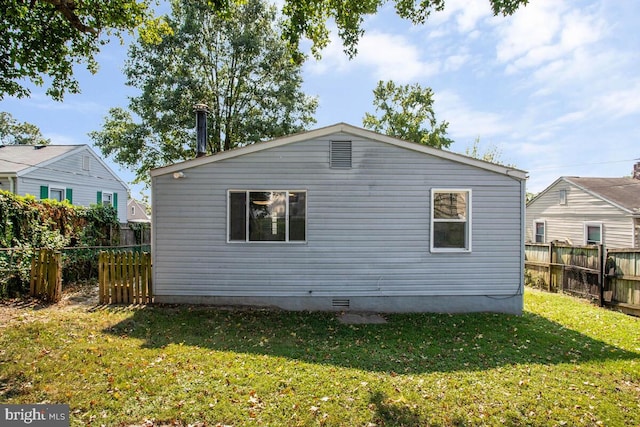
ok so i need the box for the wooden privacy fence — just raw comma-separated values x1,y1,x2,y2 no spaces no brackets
606,249,640,314
30,249,62,302
525,243,640,316
98,251,152,304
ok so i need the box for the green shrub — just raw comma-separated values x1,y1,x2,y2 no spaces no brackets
0,191,121,295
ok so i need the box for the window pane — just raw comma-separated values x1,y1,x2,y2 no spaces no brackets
535,222,545,243
434,192,467,220
587,225,601,244
434,222,466,248
103,193,112,206
50,189,64,202
289,192,306,241
229,192,247,241
249,192,286,241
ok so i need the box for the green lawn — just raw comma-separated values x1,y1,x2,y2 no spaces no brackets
1,288,639,426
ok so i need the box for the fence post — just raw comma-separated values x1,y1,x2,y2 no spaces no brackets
49,251,62,302
30,251,37,296
548,242,554,292
598,244,604,307
146,252,152,303
98,252,105,304
141,252,148,303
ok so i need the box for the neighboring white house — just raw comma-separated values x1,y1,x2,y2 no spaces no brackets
526,167,640,248
0,144,129,223
150,123,527,314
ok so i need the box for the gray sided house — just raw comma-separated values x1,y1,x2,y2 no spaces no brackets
151,123,527,314
0,144,129,223
526,168,640,249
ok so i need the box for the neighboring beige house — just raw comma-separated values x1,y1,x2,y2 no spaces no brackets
526,163,640,248
127,199,150,223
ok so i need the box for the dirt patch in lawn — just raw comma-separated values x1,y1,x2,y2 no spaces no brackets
337,312,387,324
0,281,99,325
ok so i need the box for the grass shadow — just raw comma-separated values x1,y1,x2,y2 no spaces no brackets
103,305,640,374
369,390,424,427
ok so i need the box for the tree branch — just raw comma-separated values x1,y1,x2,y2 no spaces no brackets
39,0,99,34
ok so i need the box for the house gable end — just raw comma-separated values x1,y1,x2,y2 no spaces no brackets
150,123,527,181
564,178,635,215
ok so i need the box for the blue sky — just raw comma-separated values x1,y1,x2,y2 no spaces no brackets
1,0,639,199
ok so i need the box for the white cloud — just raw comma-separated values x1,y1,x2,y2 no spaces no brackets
596,81,640,118
427,0,492,33
443,53,471,71
305,30,438,83
495,0,606,74
435,90,512,139
357,32,439,81
496,1,564,65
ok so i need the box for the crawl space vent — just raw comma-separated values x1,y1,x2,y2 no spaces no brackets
330,141,352,168
332,298,350,308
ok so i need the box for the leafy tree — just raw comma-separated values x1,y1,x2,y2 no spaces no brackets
90,0,317,185
0,112,51,145
464,137,516,167
363,80,453,149
1,0,530,100
230,0,531,60
0,0,167,100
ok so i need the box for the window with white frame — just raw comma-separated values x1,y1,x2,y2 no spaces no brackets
534,220,546,243
431,189,471,252
102,192,113,207
584,223,602,245
49,188,65,202
228,190,306,242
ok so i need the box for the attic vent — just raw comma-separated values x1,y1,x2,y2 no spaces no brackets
332,298,350,308
330,141,352,168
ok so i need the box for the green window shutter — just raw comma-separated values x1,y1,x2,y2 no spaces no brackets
113,193,118,210
40,185,48,200
97,191,102,204
66,188,73,204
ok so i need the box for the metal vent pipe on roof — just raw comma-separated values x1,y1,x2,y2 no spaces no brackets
194,103,208,158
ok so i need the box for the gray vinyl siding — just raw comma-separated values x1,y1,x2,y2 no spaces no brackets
526,179,634,248
153,133,524,299
16,148,128,222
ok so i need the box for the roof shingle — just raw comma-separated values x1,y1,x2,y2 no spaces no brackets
567,177,640,213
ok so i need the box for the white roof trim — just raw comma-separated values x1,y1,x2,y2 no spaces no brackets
150,123,527,180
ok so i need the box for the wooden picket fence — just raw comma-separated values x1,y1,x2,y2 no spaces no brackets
98,251,152,304
30,249,62,302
